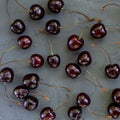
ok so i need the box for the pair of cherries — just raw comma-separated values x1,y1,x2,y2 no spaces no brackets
68,92,91,120
108,88,120,119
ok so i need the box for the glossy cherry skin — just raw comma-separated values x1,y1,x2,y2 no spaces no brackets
90,23,107,39
46,19,61,35
10,19,25,34
13,85,29,99
0,67,14,83
47,54,60,68
48,0,64,13
29,4,45,20
67,35,84,51
23,73,40,89
77,51,92,66
112,88,120,105
18,35,32,49
68,106,82,120
105,64,120,79
108,103,120,119
40,107,56,120
65,63,81,79
23,96,38,111
30,54,44,68
76,92,91,108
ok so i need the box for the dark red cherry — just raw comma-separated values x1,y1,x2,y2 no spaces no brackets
47,54,60,68
67,35,84,51
105,64,120,79
18,35,32,49
13,85,29,99
90,23,107,39
0,67,14,83
112,88,120,105
46,19,61,35
23,73,40,89
30,54,44,68
108,103,120,119
10,19,25,34
65,63,81,79
40,107,56,120
29,4,45,20
23,96,38,111
76,92,91,108
77,51,92,66
48,0,64,13
68,106,82,120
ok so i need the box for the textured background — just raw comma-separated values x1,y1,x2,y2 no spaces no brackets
0,0,120,120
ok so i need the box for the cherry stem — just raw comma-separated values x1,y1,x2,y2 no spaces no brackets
15,0,31,12
102,3,120,11
63,8,94,21
6,0,14,23
54,94,69,111
39,82,72,93
4,82,22,105
0,45,18,64
90,44,112,64
78,32,84,40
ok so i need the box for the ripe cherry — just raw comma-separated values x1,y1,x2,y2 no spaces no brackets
107,103,120,119
29,4,45,20
90,23,107,39
40,107,56,120
77,51,92,66
47,54,60,68
65,63,81,79
46,19,61,35
0,67,14,83
105,64,120,79
67,35,84,51
48,0,64,13
18,35,32,49
76,92,91,108
112,88,120,105
10,19,25,34
23,73,39,89
23,96,38,111
30,54,44,68
13,85,29,99
68,106,82,120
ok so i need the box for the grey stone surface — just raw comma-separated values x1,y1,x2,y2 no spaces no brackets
0,0,120,120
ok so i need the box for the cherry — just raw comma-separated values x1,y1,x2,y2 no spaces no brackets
23,96,38,111
30,54,44,68
29,4,45,20
10,19,25,34
18,35,32,49
105,64,120,79
65,63,81,79
0,67,14,83
76,92,91,108
112,88,120,105
47,54,60,68
46,19,61,35
48,0,64,13
77,51,92,66
108,103,120,119
67,35,84,51
90,23,107,39
68,106,82,120
13,85,29,99
40,107,56,120
23,73,40,89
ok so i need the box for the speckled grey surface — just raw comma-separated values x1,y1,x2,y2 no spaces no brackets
0,0,120,120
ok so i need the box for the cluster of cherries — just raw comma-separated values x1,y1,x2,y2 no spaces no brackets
108,88,120,119
4,0,120,119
